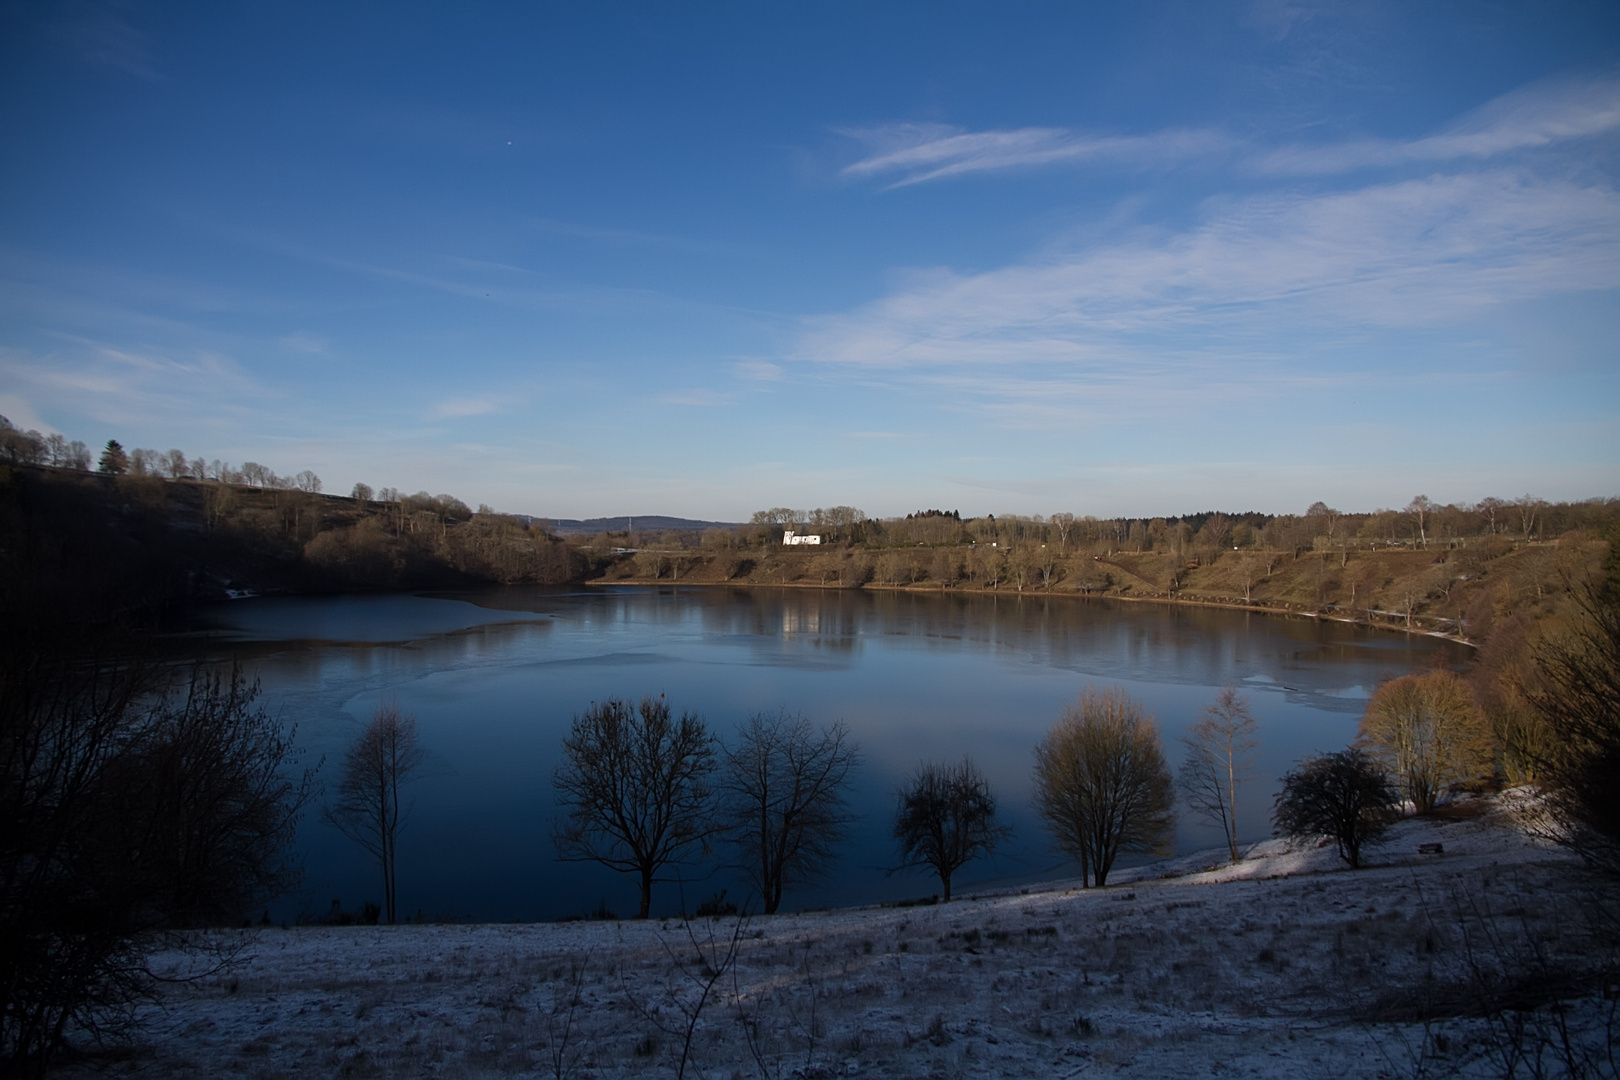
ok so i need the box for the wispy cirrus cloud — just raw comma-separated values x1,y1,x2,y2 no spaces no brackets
733,359,783,382
843,74,1620,188
815,72,1620,410
0,339,270,431
798,163,1620,429
0,394,57,436
1259,73,1620,174
840,123,1233,187
432,397,501,419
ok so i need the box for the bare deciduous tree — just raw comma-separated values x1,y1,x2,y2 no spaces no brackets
721,711,859,914
553,696,717,919
1305,500,1340,543
1177,687,1258,864
1050,512,1075,555
1,653,311,1073
1406,495,1435,548
1516,493,1545,542
1272,748,1399,868
893,758,1007,902
1359,671,1492,814
1033,686,1175,887
326,703,425,924
1198,512,1231,552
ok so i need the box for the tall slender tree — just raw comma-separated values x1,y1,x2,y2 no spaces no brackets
1177,687,1259,863
327,704,425,924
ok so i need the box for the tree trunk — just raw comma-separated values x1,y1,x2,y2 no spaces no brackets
638,873,653,919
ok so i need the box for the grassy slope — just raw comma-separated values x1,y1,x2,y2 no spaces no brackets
64,795,1616,1080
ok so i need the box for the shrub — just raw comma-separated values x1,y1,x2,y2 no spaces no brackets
0,657,312,1072
1529,543,1620,875
1272,748,1399,868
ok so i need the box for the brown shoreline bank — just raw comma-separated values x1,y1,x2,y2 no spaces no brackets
581,575,1479,648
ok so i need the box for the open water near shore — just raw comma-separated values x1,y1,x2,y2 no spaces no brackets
181,585,1469,922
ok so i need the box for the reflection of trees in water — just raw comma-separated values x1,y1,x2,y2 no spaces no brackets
195,619,558,697
668,587,1472,691
199,589,1466,707
169,587,1472,922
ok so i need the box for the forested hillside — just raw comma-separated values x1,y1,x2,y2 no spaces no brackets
586,501,1616,642
0,463,589,627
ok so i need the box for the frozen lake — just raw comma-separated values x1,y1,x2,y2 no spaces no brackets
183,585,1469,922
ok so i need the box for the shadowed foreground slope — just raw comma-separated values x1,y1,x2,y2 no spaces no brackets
58,795,1617,1080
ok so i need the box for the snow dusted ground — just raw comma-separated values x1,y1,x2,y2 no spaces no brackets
63,793,1618,1079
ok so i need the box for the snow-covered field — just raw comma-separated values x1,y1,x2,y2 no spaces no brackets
64,795,1618,1079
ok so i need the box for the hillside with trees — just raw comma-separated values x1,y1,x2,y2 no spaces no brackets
8,417,1611,655
586,500,1616,644
0,427,589,629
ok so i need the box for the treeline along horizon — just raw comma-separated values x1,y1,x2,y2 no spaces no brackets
3,415,1616,638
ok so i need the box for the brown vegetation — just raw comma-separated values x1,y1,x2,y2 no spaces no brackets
1358,671,1494,814
586,501,1615,655
1033,687,1175,887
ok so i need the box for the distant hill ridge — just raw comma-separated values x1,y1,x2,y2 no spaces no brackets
531,515,741,535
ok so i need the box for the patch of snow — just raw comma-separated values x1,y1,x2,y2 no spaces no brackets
56,792,1615,1080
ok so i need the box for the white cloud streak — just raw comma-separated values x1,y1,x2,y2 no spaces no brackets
733,359,784,382
1259,74,1620,174
842,75,1620,187
804,169,1620,376
840,123,1234,187
0,340,271,433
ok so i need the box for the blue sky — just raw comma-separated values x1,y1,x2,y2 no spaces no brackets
2,2,1617,520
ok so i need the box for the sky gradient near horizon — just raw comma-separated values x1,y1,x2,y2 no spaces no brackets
2,2,1618,521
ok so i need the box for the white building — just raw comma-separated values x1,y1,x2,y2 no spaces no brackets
782,530,822,546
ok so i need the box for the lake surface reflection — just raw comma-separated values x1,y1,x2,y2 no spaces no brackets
185,585,1469,922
